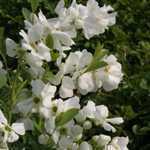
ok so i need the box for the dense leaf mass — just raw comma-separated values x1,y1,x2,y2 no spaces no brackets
0,0,150,149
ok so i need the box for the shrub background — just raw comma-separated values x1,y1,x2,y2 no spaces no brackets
0,0,150,149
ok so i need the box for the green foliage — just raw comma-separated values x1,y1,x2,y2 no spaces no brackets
86,45,107,72
0,0,150,149
56,109,79,126
46,34,54,49
0,71,7,88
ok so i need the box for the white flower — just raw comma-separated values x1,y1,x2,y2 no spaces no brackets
107,137,129,150
25,53,45,77
56,96,80,115
67,0,88,29
5,38,17,57
15,80,56,116
31,10,75,65
17,118,34,131
31,79,45,97
83,121,92,130
0,110,7,128
94,105,124,132
20,27,51,62
79,141,93,150
95,55,123,91
0,110,25,143
63,49,93,75
67,123,83,141
83,0,117,39
92,134,111,148
38,134,49,145
59,76,75,98
78,72,97,95
58,136,74,150
7,123,25,143
31,79,56,107
0,61,3,69
55,0,87,30
15,98,33,115
79,101,123,132
44,116,55,135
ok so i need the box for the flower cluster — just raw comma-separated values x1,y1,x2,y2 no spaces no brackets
0,0,129,149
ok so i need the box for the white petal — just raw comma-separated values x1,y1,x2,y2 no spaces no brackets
41,83,56,99
64,96,80,111
18,118,33,131
11,123,25,135
78,72,97,95
52,31,74,46
16,98,33,114
38,134,49,145
106,117,124,125
55,0,65,15
7,131,19,143
95,105,109,118
79,141,92,150
6,38,17,57
59,86,74,98
28,24,43,43
102,122,116,133
44,118,55,134
31,79,45,97
0,110,7,125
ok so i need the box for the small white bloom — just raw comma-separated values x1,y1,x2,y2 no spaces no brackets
81,101,96,119
15,98,33,115
83,120,92,130
0,61,3,69
107,137,129,150
83,0,117,39
31,79,45,97
79,141,93,150
5,38,17,57
56,96,80,115
63,49,93,75
95,55,123,91
17,118,33,131
92,134,111,147
59,76,75,98
58,136,73,150
44,117,55,134
78,72,97,95
0,110,25,143
38,134,49,145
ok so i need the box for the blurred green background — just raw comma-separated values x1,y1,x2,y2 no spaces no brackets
0,0,150,149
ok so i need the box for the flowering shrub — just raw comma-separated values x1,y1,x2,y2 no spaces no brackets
3,0,150,149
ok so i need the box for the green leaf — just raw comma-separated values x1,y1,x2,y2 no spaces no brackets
86,45,107,72
22,8,31,20
43,71,55,81
56,109,79,126
28,0,40,12
86,61,107,72
51,50,59,61
0,71,7,88
46,34,54,49
0,27,4,54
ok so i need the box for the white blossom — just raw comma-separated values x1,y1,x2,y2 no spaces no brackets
79,141,93,150
0,110,25,143
59,76,75,98
78,72,97,95
5,38,17,57
83,0,117,39
106,137,129,150
38,134,49,145
95,55,123,91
